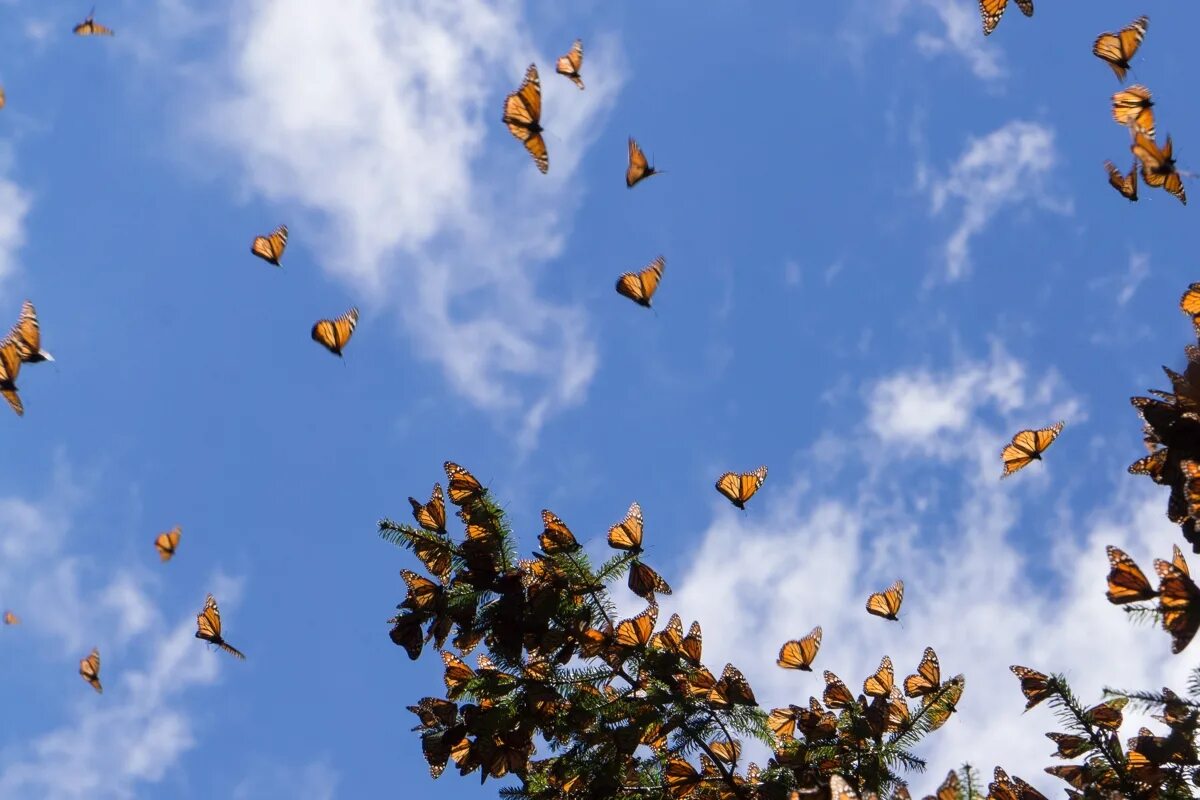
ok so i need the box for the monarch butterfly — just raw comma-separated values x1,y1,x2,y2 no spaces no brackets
410,534,453,581
0,337,24,416
615,256,665,308
443,461,484,507
988,767,1048,800
555,39,584,89
903,647,941,700
1155,557,1200,653
389,612,424,659
1105,545,1156,604
408,697,458,729
441,650,475,698
1045,732,1091,759
1093,16,1148,82
73,8,113,36
537,508,579,554
79,647,102,693
3,609,17,625
626,137,659,188
502,64,548,174
1000,421,1064,477
409,483,447,533
628,560,672,599
707,738,740,764
862,655,895,698
1105,160,1138,202
7,300,53,364
713,663,756,706
195,593,245,659
400,569,442,613
1133,132,1187,205
311,307,358,356
614,602,657,649
925,674,964,731
1010,664,1053,710
607,501,644,553
823,670,856,709
930,770,960,800
1181,284,1200,332
250,224,288,266
979,0,1033,36
1084,699,1124,730
664,758,702,800
154,526,181,562
865,579,904,621
715,465,767,509
830,775,878,800
1112,86,1155,137
776,625,821,671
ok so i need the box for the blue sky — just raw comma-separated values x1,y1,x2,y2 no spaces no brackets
0,1,1198,797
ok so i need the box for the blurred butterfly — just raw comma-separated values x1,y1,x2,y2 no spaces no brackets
1155,557,1200,653
980,0,1033,36
311,306,359,356
1010,664,1053,710
1084,698,1125,730
1112,86,1155,137
409,484,447,534
502,64,548,174
903,647,941,699
865,579,904,621
2,610,17,625
555,39,584,89
1093,16,1148,82
7,300,53,364
389,613,424,659
607,501,644,553
1000,421,1063,477
929,769,960,800
244,225,288,269
925,674,964,731
1105,545,1156,604
1181,283,1200,335
1045,732,1091,759
195,593,245,659
539,509,579,554
1132,133,1186,205
626,137,660,188
715,465,767,510
0,337,24,416
776,625,821,671
74,8,113,36
829,775,879,800
988,767,1048,800
154,526,181,562
615,256,665,308
443,461,484,507
1105,160,1138,202
823,670,856,709
79,647,102,693
628,560,672,599
863,655,894,698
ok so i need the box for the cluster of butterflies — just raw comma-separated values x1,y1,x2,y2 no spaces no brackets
4,522,245,693
1104,541,1200,654
500,43,672,311
1006,662,1197,799
1094,17,1188,206
824,766,1049,800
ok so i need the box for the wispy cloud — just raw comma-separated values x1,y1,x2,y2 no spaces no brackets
232,759,339,800
1116,252,1151,307
160,0,623,447
660,348,1173,796
0,142,31,301
923,121,1070,282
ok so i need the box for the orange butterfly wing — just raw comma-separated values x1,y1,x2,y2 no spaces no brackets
776,625,821,671
555,39,584,89
615,256,665,307
502,64,548,173
155,526,182,562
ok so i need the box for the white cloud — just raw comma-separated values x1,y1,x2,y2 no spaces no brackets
232,759,339,800
164,0,623,446
663,349,1177,797
0,143,31,300
924,121,1070,282
1117,252,1151,307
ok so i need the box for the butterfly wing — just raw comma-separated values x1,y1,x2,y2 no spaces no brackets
555,39,583,89
979,0,1010,35
628,561,672,599
250,224,288,265
79,647,102,693
863,655,895,698
607,502,644,551
865,579,904,620
903,647,940,698
1105,545,1156,604
776,625,821,670
626,137,655,187
155,526,181,562
443,461,484,507
1105,160,1137,201
502,65,548,173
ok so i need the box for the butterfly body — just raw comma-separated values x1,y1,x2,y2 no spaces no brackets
626,138,659,188
73,8,114,36
79,647,102,693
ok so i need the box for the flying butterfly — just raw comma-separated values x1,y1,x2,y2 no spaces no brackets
1093,16,1149,82
555,39,584,89
3,610,17,625
830,774,879,800
1112,85,1155,137
1105,545,1156,604
863,655,895,698
924,675,964,731
1010,664,1054,710
1105,160,1138,202
903,647,941,699
502,64,548,174
628,560,672,599
614,602,657,649
776,625,822,671
0,337,24,416
865,579,904,621
539,509,579,554
7,300,53,364
615,256,665,308
79,647,102,693
1155,557,1200,653
1132,132,1186,205
311,307,359,356
73,8,114,36
154,526,181,562
715,465,767,510
409,484,447,533
607,501,645,553
0,87,5,111
443,461,484,507
979,0,1033,36
1182,283,1200,336
929,770,960,800
626,137,660,188
1000,421,1064,477
250,224,288,266
195,593,246,659
823,670,856,709
713,663,757,706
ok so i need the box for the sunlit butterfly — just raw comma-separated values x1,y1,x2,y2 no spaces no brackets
1112,85,1155,137
607,501,644,553
443,461,484,507
311,307,359,356
195,593,245,659
1105,545,1156,604
628,560,672,599
154,526,181,562
1092,16,1148,82
615,256,665,308
1133,132,1186,205
1155,557,1200,653
1000,421,1063,477
502,64,548,174
0,337,24,416
79,646,102,692
865,579,904,621
979,0,1033,36
715,466,767,510
539,509,579,554
863,655,894,698
250,224,288,266
555,39,584,89
823,670,855,709
903,647,941,699
1104,160,1138,202
409,484,447,533
7,300,53,364
614,602,657,649
776,625,821,671
626,137,660,188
